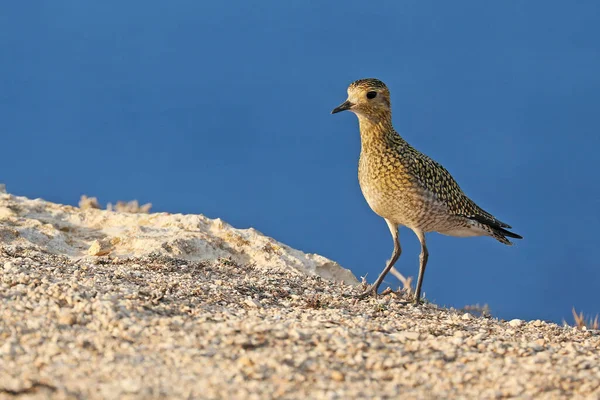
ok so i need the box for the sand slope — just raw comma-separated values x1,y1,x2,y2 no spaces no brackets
0,192,357,285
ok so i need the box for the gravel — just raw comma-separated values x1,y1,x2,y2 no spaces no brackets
1,245,599,399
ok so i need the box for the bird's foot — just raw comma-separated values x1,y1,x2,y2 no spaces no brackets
355,285,378,300
411,294,423,306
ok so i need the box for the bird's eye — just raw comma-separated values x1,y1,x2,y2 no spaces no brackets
366,91,377,99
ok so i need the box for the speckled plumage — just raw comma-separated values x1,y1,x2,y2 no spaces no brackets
332,78,522,303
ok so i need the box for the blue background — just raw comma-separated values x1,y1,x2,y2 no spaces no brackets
2,1,599,323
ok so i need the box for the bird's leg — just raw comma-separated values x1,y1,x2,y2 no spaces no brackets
413,230,428,305
357,220,401,299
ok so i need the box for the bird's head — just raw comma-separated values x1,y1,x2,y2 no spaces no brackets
331,78,391,119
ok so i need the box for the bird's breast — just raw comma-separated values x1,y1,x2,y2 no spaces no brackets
357,150,452,230
358,151,413,216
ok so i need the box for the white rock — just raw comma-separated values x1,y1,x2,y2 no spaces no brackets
58,309,77,325
244,298,263,308
119,379,142,393
508,319,524,328
88,239,113,256
472,333,487,342
0,194,359,285
0,338,22,357
461,313,472,320
393,331,420,342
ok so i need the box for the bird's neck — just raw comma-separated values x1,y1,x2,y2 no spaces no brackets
357,113,404,150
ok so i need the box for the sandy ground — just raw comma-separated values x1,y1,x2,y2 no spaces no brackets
1,192,599,399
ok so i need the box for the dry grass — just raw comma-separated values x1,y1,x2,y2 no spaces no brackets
569,307,599,330
107,200,152,214
389,266,413,294
78,195,152,213
462,303,491,318
78,195,101,210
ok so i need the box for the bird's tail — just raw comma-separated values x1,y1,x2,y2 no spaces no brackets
467,214,523,246
490,226,523,246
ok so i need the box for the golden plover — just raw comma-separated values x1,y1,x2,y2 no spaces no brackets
331,78,522,304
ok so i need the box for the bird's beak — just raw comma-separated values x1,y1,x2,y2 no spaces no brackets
331,100,354,114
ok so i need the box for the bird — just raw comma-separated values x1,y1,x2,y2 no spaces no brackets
331,78,522,304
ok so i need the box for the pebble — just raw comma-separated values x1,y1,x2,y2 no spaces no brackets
58,309,77,325
393,331,420,342
331,371,345,382
244,297,263,308
87,239,112,256
509,319,524,328
0,244,598,399
120,379,142,393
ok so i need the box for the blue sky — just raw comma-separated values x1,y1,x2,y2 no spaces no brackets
2,1,599,323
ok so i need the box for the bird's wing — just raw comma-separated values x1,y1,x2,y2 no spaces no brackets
405,150,512,229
